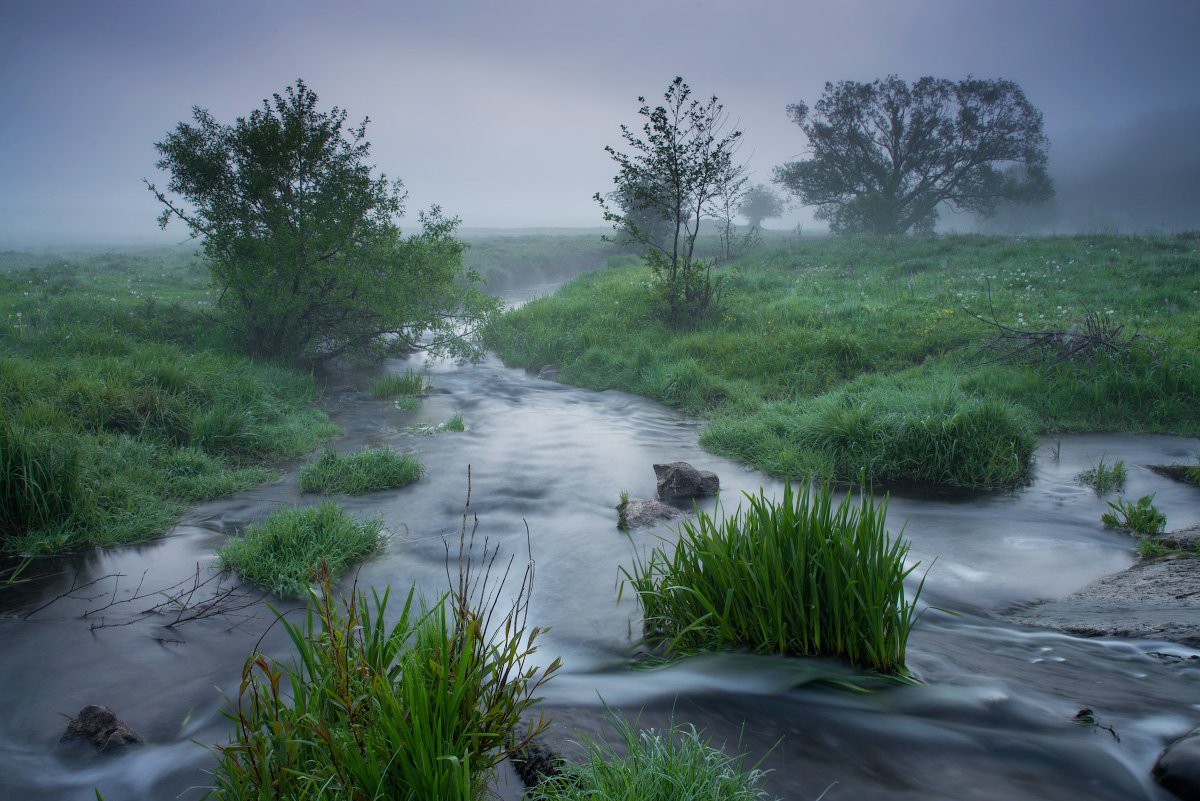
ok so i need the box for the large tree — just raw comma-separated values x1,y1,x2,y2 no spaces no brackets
774,76,1053,235
147,79,496,365
738,184,785,230
596,77,745,326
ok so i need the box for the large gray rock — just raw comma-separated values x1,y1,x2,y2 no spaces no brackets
619,499,684,529
653,462,719,500
1155,728,1200,800
59,705,144,753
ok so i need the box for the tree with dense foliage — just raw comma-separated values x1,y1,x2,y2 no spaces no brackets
596,77,745,326
774,76,1053,235
738,184,785,230
147,79,497,365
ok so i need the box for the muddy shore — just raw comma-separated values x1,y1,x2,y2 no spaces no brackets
1006,525,1200,647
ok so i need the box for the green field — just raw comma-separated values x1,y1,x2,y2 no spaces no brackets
0,248,338,554
487,234,1200,489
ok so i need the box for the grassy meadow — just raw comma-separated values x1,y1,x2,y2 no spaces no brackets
487,234,1200,489
0,248,339,554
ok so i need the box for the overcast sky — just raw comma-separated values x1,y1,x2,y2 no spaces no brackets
2,0,1198,246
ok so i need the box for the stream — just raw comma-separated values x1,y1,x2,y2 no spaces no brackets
1,285,1198,800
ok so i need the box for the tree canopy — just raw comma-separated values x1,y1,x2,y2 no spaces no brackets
738,184,785,230
147,80,496,365
774,76,1053,235
596,77,745,326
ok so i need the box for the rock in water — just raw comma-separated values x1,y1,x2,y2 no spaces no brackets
1154,728,1200,800
536,364,560,380
619,498,685,529
653,462,719,500
60,705,144,753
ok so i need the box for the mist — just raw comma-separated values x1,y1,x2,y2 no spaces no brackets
1,0,1199,248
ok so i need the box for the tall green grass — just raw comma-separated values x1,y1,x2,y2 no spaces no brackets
218,503,385,598
299,447,423,495
623,482,923,674
525,708,775,801
0,252,339,553
0,419,82,539
207,510,560,800
786,373,1036,489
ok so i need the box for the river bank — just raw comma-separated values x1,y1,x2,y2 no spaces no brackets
1007,525,1200,647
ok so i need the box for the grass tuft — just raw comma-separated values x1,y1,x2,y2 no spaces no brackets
526,707,775,801
442,414,466,432
623,481,923,675
218,503,385,598
371,368,429,399
299,447,423,495
1075,457,1127,495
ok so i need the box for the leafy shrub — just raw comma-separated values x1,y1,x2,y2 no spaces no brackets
218,503,384,598
1075,457,1127,495
299,447,423,495
206,510,559,800
623,481,923,674
526,708,774,801
1101,494,1167,536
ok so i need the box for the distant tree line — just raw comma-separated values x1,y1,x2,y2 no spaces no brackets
599,73,1052,325
149,71,1056,352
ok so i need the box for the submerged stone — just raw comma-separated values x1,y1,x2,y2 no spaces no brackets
1154,728,1200,801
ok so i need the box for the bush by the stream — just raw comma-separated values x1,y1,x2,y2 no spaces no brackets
623,481,923,675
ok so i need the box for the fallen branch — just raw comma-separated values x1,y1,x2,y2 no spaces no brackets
964,306,1142,368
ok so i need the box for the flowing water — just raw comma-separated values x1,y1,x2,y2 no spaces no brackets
2,287,1198,800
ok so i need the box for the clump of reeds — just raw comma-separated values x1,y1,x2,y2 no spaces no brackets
623,481,923,675
370,368,429,398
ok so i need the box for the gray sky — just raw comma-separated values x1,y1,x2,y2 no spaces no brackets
2,0,1199,246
